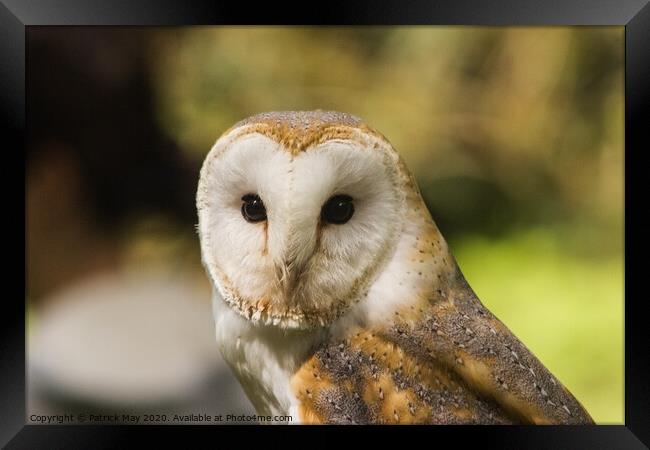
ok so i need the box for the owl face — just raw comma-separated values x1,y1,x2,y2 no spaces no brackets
197,112,406,329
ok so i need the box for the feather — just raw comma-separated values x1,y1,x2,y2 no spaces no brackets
291,267,594,424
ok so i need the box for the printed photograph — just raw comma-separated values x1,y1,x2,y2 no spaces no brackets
26,26,623,425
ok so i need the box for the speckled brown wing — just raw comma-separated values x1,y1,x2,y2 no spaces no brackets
291,269,594,425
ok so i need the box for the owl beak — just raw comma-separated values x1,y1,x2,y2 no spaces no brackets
275,257,303,297
274,244,317,298
269,210,320,298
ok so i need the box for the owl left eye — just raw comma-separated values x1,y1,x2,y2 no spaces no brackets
241,194,267,223
321,194,354,225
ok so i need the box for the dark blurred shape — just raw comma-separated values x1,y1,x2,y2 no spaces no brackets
422,176,516,238
27,28,198,233
27,28,202,301
26,29,255,419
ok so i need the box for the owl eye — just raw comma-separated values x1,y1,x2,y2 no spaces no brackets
241,194,267,223
321,194,354,225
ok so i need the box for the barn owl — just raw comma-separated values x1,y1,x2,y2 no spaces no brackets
196,111,593,424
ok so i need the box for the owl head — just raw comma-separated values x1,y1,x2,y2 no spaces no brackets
197,111,415,330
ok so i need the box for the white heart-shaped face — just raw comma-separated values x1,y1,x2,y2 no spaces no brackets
197,128,405,329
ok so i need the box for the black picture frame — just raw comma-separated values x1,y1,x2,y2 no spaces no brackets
3,0,649,447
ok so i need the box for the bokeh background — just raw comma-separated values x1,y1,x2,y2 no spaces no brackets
26,27,623,424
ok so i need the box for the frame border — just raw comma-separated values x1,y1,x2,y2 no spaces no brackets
3,0,648,447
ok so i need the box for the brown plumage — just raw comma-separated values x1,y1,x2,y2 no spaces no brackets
227,110,386,155
291,269,593,424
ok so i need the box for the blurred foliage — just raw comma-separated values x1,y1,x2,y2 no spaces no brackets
150,27,623,240
147,27,623,423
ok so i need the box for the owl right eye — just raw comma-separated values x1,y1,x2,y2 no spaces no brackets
241,194,267,223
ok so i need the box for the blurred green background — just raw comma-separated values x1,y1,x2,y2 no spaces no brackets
27,27,623,423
